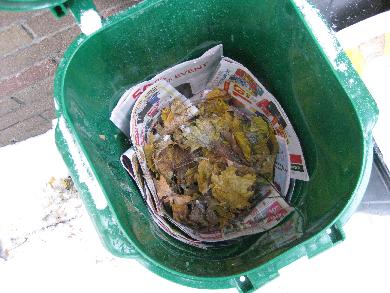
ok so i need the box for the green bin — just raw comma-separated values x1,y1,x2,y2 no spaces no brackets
1,0,379,291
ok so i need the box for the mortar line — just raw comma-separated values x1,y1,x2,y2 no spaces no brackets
0,10,46,33
20,23,36,40
0,23,78,62
0,58,55,87
38,113,51,122
9,96,26,105
0,111,44,132
0,76,53,100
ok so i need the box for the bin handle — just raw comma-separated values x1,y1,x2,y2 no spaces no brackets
46,0,103,35
66,0,102,35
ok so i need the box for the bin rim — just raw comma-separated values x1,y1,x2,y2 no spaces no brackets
0,0,66,11
53,0,378,290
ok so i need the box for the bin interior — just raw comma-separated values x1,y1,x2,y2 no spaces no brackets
59,0,367,279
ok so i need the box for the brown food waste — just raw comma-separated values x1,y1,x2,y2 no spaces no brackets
144,88,279,230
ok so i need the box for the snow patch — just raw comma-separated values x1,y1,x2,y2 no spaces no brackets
337,11,390,48
54,99,59,111
79,9,102,36
58,116,108,210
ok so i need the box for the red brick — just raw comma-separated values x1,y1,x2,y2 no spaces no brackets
0,97,20,117
0,10,43,27
3,77,54,104
94,0,129,12
0,11,29,27
26,11,74,38
0,77,54,133
39,108,56,121
0,59,57,97
101,0,140,18
0,24,33,55
0,115,51,147
0,96,53,132
0,25,79,79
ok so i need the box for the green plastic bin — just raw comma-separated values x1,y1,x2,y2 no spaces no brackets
1,0,379,291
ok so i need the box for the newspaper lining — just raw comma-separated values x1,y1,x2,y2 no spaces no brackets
115,45,309,246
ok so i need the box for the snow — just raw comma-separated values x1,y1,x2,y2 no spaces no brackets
0,129,389,292
363,57,390,168
58,116,107,210
294,0,346,71
262,213,390,293
79,9,102,36
337,11,390,49
0,129,69,242
0,130,205,293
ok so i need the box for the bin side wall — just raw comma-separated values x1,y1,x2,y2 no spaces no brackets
59,0,365,278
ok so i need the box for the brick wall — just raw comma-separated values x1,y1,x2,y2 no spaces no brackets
0,0,139,147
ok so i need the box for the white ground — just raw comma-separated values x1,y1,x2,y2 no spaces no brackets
0,129,389,293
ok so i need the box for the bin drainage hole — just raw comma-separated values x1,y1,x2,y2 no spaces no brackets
326,228,332,235
240,276,246,282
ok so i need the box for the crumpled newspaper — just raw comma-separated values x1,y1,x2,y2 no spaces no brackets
115,45,309,247
111,45,223,136
123,81,293,245
209,57,309,181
